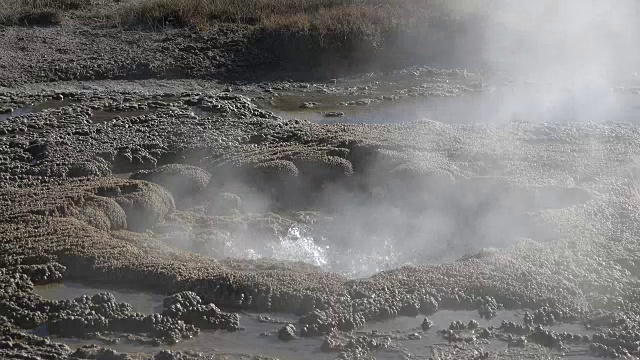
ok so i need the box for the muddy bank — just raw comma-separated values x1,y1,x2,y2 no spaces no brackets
0,25,249,87
0,11,487,87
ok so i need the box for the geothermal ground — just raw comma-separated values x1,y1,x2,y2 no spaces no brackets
3,3,640,360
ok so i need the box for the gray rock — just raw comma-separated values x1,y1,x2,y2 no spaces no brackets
421,317,434,331
299,102,319,109
278,324,296,341
322,111,345,118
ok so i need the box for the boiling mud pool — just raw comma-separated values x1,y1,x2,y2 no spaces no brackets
218,215,549,279
225,226,405,279
34,283,601,360
262,86,640,125
6,85,640,126
11,89,612,358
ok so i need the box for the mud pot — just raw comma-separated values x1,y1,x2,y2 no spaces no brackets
2,31,640,359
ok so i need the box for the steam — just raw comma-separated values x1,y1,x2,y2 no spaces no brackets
157,1,638,278
165,164,569,278
480,0,639,82
474,0,640,124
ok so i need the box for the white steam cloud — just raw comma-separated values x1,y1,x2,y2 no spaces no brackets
157,1,640,278
470,0,640,124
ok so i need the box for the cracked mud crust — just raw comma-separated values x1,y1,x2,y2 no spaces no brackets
0,81,640,359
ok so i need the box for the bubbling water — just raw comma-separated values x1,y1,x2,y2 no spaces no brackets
267,226,330,269
227,226,406,278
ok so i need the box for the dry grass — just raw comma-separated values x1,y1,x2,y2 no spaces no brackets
0,0,488,69
0,0,486,33
110,0,489,70
0,0,93,25
1,0,91,11
113,0,476,32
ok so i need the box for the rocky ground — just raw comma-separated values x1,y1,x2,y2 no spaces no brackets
0,24,468,87
1,13,640,360
0,25,257,86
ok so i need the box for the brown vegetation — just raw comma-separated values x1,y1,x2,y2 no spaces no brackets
111,0,487,71
0,0,92,25
0,0,488,74
114,0,463,31
1,0,487,37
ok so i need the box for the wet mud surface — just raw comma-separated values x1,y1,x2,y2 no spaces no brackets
34,282,166,315
2,75,640,359
33,282,602,360
263,87,640,125
256,75,640,126
37,284,330,360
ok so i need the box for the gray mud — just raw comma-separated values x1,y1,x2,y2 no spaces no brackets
33,282,331,359
0,98,74,121
34,283,602,360
34,282,165,315
2,77,640,360
3,2,640,359
47,314,331,360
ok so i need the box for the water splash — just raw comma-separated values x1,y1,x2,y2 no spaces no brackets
268,226,405,278
267,226,330,269
216,226,408,278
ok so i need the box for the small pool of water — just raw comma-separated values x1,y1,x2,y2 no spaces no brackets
47,315,331,360
33,283,600,359
261,87,640,125
34,282,330,359
360,311,598,360
90,109,150,123
34,282,165,314
361,310,595,336
0,99,75,121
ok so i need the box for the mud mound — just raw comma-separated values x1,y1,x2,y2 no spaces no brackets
74,195,128,231
130,163,211,200
162,291,240,331
0,324,71,359
97,182,175,232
